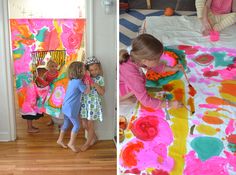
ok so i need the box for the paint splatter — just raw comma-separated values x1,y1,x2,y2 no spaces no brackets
196,124,218,135
131,116,159,141
190,137,224,161
202,116,224,125
203,71,219,77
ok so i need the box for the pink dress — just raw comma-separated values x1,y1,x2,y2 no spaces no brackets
120,59,165,109
211,0,233,14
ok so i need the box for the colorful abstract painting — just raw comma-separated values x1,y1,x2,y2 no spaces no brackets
10,18,85,117
119,45,236,175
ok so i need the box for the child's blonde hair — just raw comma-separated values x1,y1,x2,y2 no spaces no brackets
120,34,164,64
68,61,84,80
46,59,58,70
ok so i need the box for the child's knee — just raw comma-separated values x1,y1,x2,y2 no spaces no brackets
72,124,80,133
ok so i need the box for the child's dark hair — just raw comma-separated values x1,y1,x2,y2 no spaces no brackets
68,61,84,80
120,34,164,64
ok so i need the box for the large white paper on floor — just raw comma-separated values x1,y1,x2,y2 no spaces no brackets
145,16,236,48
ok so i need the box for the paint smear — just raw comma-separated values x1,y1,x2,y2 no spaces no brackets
187,97,195,114
204,111,229,119
168,80,188,175
190,136,224,161
220,80,236,103
196,124,218,135
227,134,236,144
120,141,144,168
199,104,218,109
206,97,236,107
202,115,224,125
173,88,184,101
225,119,235,135
203,71,219,77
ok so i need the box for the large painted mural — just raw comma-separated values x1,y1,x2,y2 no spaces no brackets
119,45,236,175
10,19,85,118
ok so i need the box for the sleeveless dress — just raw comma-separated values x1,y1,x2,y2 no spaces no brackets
80,76,104,121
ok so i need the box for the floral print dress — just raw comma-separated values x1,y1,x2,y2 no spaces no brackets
80,76,104,121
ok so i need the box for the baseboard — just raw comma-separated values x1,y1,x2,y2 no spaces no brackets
0,132,12,141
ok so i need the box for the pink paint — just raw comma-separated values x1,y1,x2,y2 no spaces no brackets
192,120,201,125
187,62,196,68
196,113,204,119
198,78,211,85
14,48,32,75
120,117,174,172
218,69,236,80
199,89,215,96
189,75,197,83
187,55,196,59
199,104,218,109
225,119,235,135
210,30,220,42
203,71,219,77
184,151,230,175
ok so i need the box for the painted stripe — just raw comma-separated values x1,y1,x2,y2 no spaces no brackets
120,18,140,32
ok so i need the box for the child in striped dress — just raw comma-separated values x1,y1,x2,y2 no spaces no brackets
196,0,236,36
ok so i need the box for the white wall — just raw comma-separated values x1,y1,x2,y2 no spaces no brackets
0,0,117,141
93,0,117,140
0,0,16,141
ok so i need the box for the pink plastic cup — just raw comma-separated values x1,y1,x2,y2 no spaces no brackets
210,30,220,42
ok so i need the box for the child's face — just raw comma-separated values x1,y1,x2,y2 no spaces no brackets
88,64,100,77
141,58,160,69
48,63,58,72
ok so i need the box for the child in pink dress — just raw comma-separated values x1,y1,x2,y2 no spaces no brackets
120,34,183,109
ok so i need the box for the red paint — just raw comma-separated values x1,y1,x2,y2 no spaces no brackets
173,88,184,101
163,84,174,91
189,84,196,97
131,116,159,141
152,169,169,175
177,45,198,54
124,168,141,174
194,54,214,65
121,141,144,167
227,134,236,144
203,71,219,77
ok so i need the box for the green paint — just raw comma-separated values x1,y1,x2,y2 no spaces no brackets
227,143,236,153
191,136,223,161
212,52,234,67
36,28,47,42
165,93,173,100
146,46,186,88
16,73,33,89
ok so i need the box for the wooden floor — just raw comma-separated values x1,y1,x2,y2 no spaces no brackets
0,111,117,175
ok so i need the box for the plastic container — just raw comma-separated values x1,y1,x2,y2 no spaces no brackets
210,30,220,42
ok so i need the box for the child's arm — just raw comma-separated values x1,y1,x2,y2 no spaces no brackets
163,64,183,72
202,0,212,30
92,83,105,96
83,80,91,94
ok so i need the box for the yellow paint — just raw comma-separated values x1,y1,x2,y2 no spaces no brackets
196,124,218,136
168,80,188,175
53,19,63,49
221,80,236,85
125,130,133,139
146,168,155,174
205,111,229,119
221,93,236,103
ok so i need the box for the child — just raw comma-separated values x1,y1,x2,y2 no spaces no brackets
35,60,59,126
120,34,183,109
196,0,236,36
80,56,105,151
57,61,89,152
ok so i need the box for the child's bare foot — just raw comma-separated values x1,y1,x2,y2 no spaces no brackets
68,143,79,153
57,140,68,148
32,126,39,129
90,135,98,146
27,128,39,133
80,143,90,152
47,120,54,126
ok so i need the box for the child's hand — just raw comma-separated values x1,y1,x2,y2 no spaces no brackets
169,100,183,109
173,64,183,72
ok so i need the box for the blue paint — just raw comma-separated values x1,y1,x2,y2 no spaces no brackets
191,136,224,161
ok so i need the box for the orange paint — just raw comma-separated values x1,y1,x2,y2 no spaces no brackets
17,88,27,108
121,141,144,167
220,83,236,97
127,115,137,130
187,97,195,114
216,128,221,132
202,116,224,124
173,88,184,101
206,97,236,107
140,104,156,112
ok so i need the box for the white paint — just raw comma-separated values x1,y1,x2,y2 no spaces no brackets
0,0,16,141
